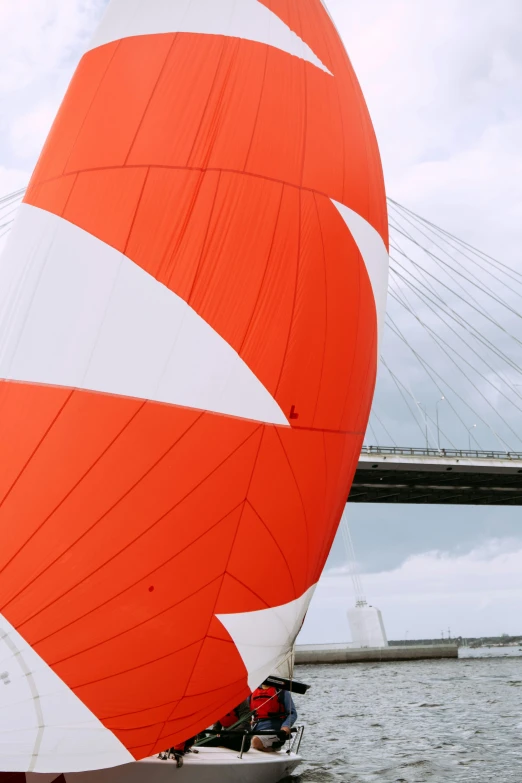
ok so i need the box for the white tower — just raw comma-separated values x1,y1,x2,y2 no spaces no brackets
340,508,388,648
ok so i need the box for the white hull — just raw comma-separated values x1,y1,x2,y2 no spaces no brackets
27,748,302,783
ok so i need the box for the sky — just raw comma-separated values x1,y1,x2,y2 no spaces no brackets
0,0,521,641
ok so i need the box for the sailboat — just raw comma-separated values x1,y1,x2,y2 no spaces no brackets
0,1,388,781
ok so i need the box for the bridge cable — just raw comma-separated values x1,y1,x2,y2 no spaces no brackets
390,249,522,352
388,206,522,302
370,410,398,447
387,281,522,421
389,236,522,401
388,197,522,282
380,355,457,449
389,261,522,380
385,315,514,451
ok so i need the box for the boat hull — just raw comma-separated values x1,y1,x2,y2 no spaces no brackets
25,749,302,783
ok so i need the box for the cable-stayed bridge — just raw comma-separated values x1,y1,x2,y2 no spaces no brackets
2,189,522,504
354,446,522,505
355,199,522,503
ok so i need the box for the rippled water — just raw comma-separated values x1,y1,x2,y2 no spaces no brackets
291,655,522,782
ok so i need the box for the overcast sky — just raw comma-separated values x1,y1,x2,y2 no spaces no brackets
0,0,521,642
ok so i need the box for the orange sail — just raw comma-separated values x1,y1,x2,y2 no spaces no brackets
0,0,388,772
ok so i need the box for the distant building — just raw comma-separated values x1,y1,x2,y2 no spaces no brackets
347,602,388,648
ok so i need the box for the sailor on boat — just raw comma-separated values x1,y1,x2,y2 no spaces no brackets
204,698,252,753
251,681,297,752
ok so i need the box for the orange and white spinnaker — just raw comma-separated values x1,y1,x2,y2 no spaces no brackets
0,0,388,772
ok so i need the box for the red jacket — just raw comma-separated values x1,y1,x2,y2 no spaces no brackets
250,686,287,721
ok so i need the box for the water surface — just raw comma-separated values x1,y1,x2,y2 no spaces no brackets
291,656,522,782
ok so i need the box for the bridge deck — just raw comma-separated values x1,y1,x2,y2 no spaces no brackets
351,447,522,504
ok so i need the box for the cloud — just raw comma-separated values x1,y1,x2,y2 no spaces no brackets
0,1,105,93
299,537,522,643
9,104,57,160
0,166,29,194
394,118,522,261
0,1,106,168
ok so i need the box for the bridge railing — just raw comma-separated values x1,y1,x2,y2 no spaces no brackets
361,445,522,460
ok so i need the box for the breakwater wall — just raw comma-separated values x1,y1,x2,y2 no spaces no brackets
295,643,458,664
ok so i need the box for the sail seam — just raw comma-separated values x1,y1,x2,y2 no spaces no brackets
26,164,386,238
246,499,297,598
0,390,75,575
12,412,205,628
1,400,147,614
272,431,310,590
38,507,244,660
152,427,266,749
18,422,259,635
311,190,329,427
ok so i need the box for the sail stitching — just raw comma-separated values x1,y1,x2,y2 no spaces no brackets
17,423,258,637
0,625,45,771
150,427,266,750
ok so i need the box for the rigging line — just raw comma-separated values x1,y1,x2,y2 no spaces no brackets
387,202,514,290
388,231,478,310
390,224,522,322
423,222,522,289
387,351,440,449
391,252,450,313
388,203,522,293
386,276,522,404
371,408,398,446
380,355,433,445
0,207,22,222
390,250,492,336
385,316,513,451
389,261,522,378
388,198,522,281
390,251,522,351
388,215,521,317
389,228,522,337
340,514,365,603
389,252,503,350
384,316,492,450
387,287,522,424
389,285,522,435
387,273,522,401
0,204,22,221
383,311,479,441
388,198,522,277
0,186,26,197
388,306,508,445
0,202,20,216
0,188,25,205
340,523,359,597
389,273,522,404
194,688,285,747
367,420,379,446
380,353,457,449
389,271,522,413
393,239,491,321
340,512,364,601
0,227,14,241
0,190,23,202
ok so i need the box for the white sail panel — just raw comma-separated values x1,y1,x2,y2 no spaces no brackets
217,585,316,691
0,205,287,425
0,614,132,773
331,199,389,347
89,0,331,74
